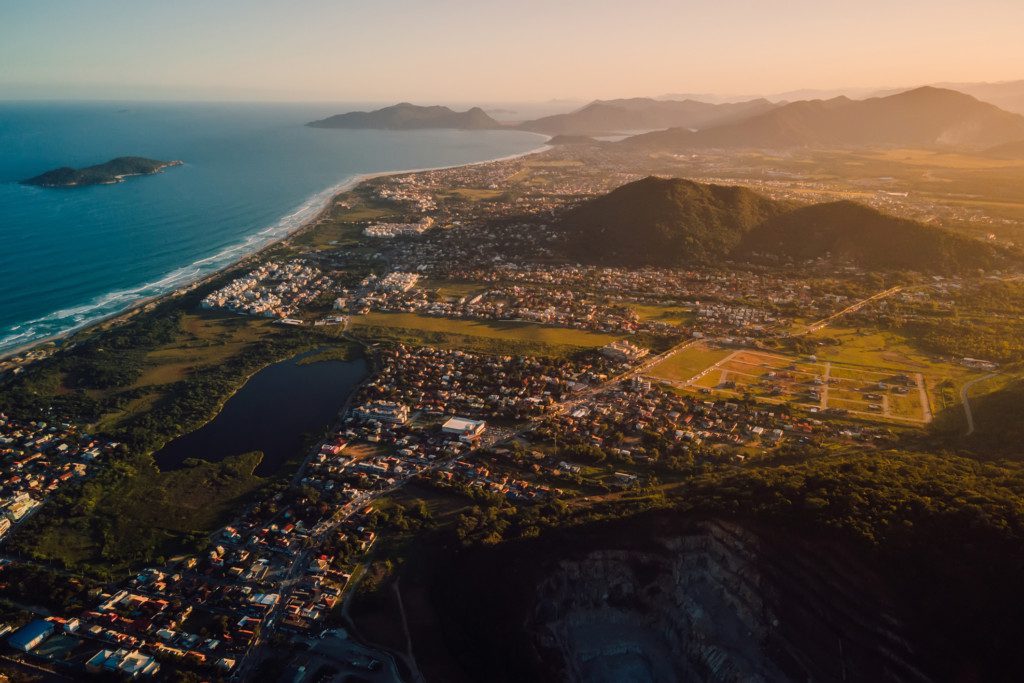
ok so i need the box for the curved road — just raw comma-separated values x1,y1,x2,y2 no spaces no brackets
960,373,997,436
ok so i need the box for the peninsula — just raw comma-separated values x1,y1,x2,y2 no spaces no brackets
21,156,183,188
306,102,501,130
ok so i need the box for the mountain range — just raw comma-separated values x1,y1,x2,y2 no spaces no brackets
516,97,777,135
661,80,1024,116
623,87,1024,151
558,176,1014,273
309,88,1024,153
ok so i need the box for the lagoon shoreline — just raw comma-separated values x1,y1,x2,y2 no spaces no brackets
0,138,550,365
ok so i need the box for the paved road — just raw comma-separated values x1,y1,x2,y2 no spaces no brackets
960,373,998,436
795,286,903,336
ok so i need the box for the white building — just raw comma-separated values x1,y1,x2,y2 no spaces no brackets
442,417,487,443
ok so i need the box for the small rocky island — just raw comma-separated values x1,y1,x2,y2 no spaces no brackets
22,156,183,188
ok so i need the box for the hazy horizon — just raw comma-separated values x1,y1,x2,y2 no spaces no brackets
3,0,1024,103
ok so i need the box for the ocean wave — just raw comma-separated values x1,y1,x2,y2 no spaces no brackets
0,178,351,356
0,138,548,358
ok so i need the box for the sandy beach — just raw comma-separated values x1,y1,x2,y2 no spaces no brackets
0,138,550,366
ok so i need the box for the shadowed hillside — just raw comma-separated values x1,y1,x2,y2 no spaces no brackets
558,177,1017,273
518,97,777,135
559,176,787,265
737,200,1010,273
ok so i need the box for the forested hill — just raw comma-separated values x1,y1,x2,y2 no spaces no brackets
557,177,1018,273
736,200,1011,274
559,176,787,265
307,103,500,130
22,157,182,188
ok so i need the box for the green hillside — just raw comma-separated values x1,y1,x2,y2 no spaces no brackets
22,156,179,188
559,177,1016,273
738,200,1011,273
559,176,787,265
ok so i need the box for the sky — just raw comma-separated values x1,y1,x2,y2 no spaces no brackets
2,0,1024,103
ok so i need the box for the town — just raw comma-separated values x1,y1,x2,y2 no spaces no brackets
0,142,1014,682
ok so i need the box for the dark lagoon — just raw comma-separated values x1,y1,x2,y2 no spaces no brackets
154,350,368,476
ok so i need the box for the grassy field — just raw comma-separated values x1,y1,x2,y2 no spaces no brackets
685,349,929,422
647,331,990,424
646,342,731,382
93,312,280,432
425,280,487,300
630,304,694,326
290,198,399,250
14,451,269,577
347,312,621,356
803,325,984,414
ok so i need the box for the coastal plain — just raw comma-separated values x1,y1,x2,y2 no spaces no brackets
2,125,1024,681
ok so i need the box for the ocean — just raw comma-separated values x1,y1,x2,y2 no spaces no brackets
0,101,544,355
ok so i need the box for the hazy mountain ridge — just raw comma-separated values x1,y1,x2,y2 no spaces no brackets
623,87,1024,151
980,139,1024,159
307,103,501,130
516,97,778,135
559,176,1015,273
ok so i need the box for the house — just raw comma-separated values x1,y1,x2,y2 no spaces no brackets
613,472,638,487
86,648,161,678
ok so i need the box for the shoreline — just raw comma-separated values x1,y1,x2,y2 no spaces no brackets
0,135,551,364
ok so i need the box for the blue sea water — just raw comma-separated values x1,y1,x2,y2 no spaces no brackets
0,102,544,355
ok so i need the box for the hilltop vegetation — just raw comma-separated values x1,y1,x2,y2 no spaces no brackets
738,200,1009,273
307,103,500,130
558,176,1016,273
559,176,786,265
11,451,270,578
624,87,1024,151
388,449,1024,682
22,156,181,188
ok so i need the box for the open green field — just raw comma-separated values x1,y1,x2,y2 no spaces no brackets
290,198,400,250
646,342,731,382
425,280,487,301
13,451,269,578
630,304,694,326
348,312,621,356
93,312,281,431
803,325,984,414
686,349,929,422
